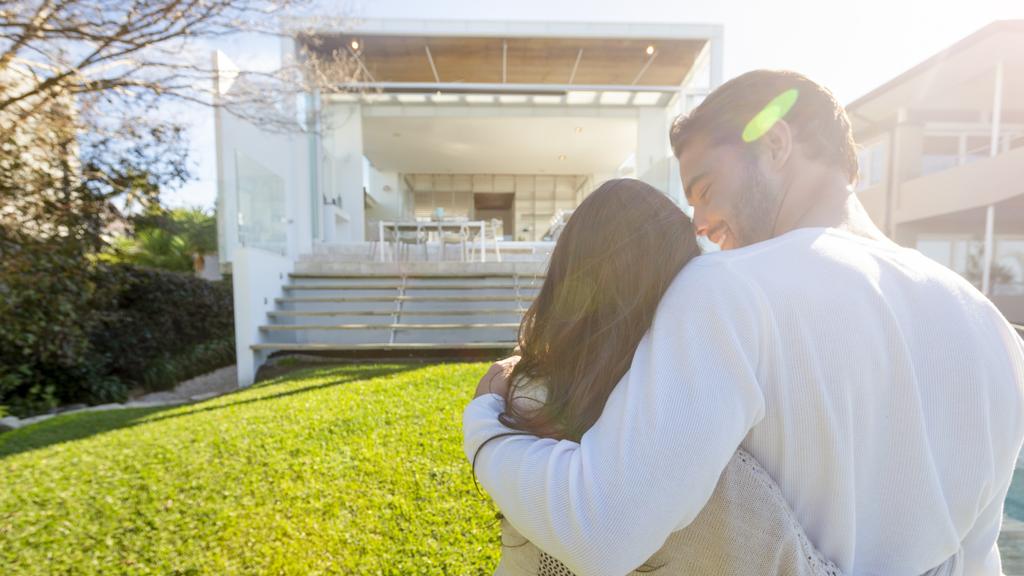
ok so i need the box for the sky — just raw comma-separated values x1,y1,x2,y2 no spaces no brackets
165,0,1024,210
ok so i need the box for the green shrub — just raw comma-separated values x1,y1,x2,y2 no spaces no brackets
0,237,108,416
0,260,234,417
138,338,235,392
88,264,234,389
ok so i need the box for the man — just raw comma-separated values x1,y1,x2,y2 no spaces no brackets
463,70,1024,575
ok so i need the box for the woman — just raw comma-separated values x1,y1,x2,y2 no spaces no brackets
471,179,959,576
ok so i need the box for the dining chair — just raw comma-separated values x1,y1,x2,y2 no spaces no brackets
440,223,469,262
468,219,503,262
396,224,429,261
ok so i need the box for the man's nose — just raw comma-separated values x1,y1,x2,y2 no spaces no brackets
691,210,711,237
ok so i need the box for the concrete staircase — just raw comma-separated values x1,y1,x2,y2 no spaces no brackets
251,268,543,356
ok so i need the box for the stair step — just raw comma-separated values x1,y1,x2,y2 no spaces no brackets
277,295,527,303
251,342,515,351
290,273,545,279
261,322,520,331
269,309,525,317
284,283,534,291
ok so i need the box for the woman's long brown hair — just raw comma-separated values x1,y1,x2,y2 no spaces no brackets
496,178,700,443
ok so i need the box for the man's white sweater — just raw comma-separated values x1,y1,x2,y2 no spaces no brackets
464,227,1024,576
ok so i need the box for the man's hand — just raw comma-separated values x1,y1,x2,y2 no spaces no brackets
474,355,521,399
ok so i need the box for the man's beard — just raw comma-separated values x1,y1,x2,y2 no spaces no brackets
731,158,783,248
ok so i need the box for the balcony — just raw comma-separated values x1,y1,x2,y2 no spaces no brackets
894,145,1024,225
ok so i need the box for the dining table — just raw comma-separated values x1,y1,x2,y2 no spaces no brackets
377,220,493,262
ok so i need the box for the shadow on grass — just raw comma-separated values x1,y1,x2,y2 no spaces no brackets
0,363,422,460
141,363,421,426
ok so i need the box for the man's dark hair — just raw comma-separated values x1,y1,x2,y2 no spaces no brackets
670,70,859,184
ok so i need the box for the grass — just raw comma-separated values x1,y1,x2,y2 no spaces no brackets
0,363,502,575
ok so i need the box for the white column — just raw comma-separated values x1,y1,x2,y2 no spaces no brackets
982,61,1003,295
636,107,672,196
213,50,240,266
324,103,366,243
989,61,1004,157
982,204,995,295
708,28,724,89
885,107,910,237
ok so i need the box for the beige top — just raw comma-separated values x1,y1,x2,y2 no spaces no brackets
492,381,963,576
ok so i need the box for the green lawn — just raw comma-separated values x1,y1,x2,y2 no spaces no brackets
0,363,502,575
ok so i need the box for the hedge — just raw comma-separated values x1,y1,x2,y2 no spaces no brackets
0,263,234,417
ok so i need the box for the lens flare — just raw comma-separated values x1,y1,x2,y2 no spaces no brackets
742,88,799,143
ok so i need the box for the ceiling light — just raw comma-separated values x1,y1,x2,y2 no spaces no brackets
646,45,655,56
498,94,529,104
558,154,567,161
575,127,584,134
567,91,597,105
599,91,631,105
632,92,663,106
351,40,360,51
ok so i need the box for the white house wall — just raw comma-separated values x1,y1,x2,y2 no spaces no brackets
231,247,294,387
365,165,404,233
322,103,366,243
214,51,313,264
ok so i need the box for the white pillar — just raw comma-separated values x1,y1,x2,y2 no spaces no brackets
636,107,672,196
323,103,366,243
989,61,1004,157
213,50,240,266
708,28,724,89
982,61,1003,295
982,204,995,295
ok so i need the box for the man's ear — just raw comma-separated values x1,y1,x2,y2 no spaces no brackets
761,120,793,171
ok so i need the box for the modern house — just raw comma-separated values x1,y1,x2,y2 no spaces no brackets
214,18,723,386
848,20,1023,323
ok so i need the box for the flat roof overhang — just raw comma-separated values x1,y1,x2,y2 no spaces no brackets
849,21,1024,136
290,18,719,107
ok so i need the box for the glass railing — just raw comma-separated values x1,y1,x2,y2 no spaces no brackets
920,132,1024,177
236,150,288,256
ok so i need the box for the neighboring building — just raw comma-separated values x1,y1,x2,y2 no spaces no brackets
214,18,724,385
848,21,1023,323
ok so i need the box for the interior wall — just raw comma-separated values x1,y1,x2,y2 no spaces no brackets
365,164,403,232
403,173,587,241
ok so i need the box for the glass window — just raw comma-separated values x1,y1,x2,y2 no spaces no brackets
869,144,886,186
917,236,982,288
921,135,960,175
995,237,1024,296
964,135,990,165
856,140,887,190
917,239,953,268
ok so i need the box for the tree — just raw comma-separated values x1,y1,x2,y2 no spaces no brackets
0,0,362,414
102,206,218,273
